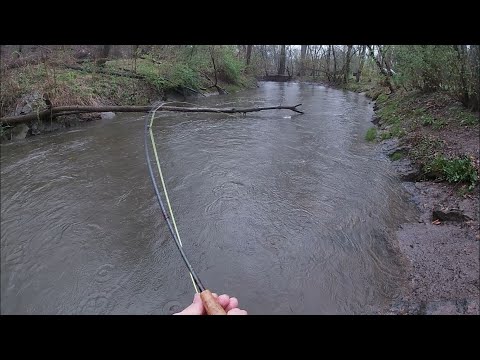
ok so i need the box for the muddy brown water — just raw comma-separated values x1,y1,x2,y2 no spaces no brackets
1,82,418,314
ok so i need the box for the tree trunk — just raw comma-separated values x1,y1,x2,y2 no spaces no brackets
379,45,394,77
246,45,253,66
260,45,269,76
454,45,470,107
344,45,353,84
299,45,307,77
469,45,480,111
332,46,338,83
287,46,294,77
326,46,331,82
367,45,395,93
356,45,366,82
208,46,227,94
311,47,316,79
132,45,139,74
96,45,111,67
133,45,139,57
102,45,111,59
240,45,246,58
278,45,286,75
1,104,305,125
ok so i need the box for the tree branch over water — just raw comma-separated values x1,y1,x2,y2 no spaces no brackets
1,104,304,125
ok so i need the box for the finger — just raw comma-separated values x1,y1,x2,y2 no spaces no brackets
192,292,204,306
217,294,230,309
225,297,239,312
212,293,218,298
227,308,247,315
174,293,205,315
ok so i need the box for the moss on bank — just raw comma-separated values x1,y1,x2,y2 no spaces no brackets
1,48,256,119
356,81,479,190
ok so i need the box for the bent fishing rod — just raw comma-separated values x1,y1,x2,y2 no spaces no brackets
144,104,226,315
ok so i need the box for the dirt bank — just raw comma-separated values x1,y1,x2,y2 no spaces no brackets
385,177,479,314
371,92,479,315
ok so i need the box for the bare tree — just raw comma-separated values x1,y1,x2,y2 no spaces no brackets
299,45,307,77
259,45,269,76
238,45,246,59
278,45,286,75
326,45,332,81
367,45,395,93
469,45,480,110
286,45,295,76
344,45,353,84
454,45,469,107
309,45,322,80
96,45,111,67
379,45,394,77
356,45,366,82
246,45,253,66
332,45,338,83
206,46,227,95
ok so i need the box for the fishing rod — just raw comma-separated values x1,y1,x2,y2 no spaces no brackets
144,105,226,315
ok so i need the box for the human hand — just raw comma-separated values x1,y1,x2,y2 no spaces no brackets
173,292,248,315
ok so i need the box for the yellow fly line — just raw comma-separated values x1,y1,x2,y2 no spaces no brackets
148,107,199,293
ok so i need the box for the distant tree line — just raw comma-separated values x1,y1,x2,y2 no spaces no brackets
2,45,478,111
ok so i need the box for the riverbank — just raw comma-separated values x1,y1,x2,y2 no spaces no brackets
344,80,479,314
1,51,257,142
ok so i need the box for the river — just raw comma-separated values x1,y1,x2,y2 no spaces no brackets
0,82,418,314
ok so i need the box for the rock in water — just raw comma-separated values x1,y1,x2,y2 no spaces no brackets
432,207,471,222
11,123,29,140
100,112,116,120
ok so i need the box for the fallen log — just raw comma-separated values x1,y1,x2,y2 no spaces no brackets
1,104,304,125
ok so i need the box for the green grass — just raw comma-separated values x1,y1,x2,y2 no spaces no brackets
424,155,478,189
343,80,377,93
376,95,405,139
372,90,474,143
365,127,377,142
344,82,362,92
390,151,404,161
409,135,444,162
376,93,389,104
421,114,435,126
377,108,400,126
421,113,448,129
380,124,406,140
432,119,448,130
459,111,479,126
380,131,393,140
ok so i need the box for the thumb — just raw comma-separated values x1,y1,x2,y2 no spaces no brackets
173,293,205,315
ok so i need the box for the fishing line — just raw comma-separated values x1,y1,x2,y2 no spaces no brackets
144,104,204,293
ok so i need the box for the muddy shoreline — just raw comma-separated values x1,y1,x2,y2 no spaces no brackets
377,129,479,315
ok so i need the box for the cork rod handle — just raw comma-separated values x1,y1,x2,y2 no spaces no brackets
200,289,227,315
